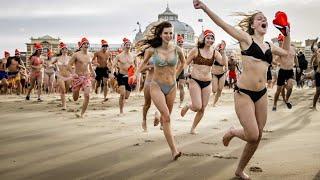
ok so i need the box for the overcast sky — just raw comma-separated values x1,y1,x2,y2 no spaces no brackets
0,0,319,54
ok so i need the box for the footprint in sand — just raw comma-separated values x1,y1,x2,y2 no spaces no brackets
133,143,141,146
182,152,211,157
144,140,155,143
212,127,220,130
201,142,218,145
129,109,138,112
213,154,238,159
261,137,269,141
18,107,24,109
249,166,263,172
263,129,273,133
220,119,228,122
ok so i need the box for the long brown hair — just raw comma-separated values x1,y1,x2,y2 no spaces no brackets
234,11,262,35
135,21,173,57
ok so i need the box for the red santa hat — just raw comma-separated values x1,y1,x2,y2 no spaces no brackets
204,29,215,38
4,51,10,57
15,49,20,56
59,42,68,49
34,43,43,51
101,39,108,46
122,37,131,45
79,37,89,48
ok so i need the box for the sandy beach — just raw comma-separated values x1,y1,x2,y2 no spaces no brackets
0,87,319,180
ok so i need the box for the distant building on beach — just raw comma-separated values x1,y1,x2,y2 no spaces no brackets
134,4,196,50
25,35,60,58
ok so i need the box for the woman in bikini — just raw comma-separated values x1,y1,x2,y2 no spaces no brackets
211,40,228,106
43,50,55,94
26,43,44,101
181,29,227,134
135,21,185,160
52,42,72,110
194,0,291,179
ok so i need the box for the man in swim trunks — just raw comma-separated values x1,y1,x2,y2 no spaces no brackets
68,37,96,118
92,39,112,101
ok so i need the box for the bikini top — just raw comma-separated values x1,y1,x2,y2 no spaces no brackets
152,47,178,67
213,59,223,66
31,56,42,66
241,39,272,65
57,56,69,66
193,48,215,66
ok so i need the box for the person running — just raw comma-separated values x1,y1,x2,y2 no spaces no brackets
311,45,320,110
228,54,239,89
181,29,227,134
176,35,187,107
0,51,10,94
68,37,96,118
139,52,160,132
52,42,72,110
272,42,299,111
43,50,55,94
114,38,136,115
211,40,228,106
26,43,44,101
6,49,26,95
193,1,291,179
92,39,112,101
135,21,185,160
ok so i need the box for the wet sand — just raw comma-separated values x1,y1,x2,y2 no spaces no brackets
0,88,319,180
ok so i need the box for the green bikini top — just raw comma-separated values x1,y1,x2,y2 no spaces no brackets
152,47,178,67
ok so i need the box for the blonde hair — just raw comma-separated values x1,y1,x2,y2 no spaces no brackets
233,11,262,35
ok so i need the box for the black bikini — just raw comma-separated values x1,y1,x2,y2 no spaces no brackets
236,39,272,102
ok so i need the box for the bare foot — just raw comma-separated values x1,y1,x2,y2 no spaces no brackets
180,104,189,117
235,171,250,180
223,126,235,147
154,112,160,126
75,114,81,118
190,128,198,135
142,121,147,132
172,151,182,161
117,113,124,117
310,106,317,111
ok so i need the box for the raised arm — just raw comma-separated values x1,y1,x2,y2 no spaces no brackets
193,0,250,45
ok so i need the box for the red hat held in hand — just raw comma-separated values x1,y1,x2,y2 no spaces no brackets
128,65,137,88
273,11,290,36
15,49,20,56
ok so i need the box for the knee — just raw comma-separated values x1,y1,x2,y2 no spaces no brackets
247,132,260,143
192,104,202,112
160,113,171,123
